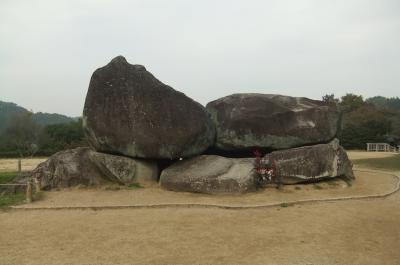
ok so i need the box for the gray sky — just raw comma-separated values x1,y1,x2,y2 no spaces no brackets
1,0,399,117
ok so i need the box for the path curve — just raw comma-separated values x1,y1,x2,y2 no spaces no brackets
10,169,400,211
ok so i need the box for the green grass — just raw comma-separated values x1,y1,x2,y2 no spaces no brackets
0,172,25,208
128,183,143,189
313,184,323,190
0,193,25,208
280,202,293,208
0,171,18,184
353,155,400,171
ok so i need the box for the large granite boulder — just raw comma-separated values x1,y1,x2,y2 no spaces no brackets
83,56,215,159
206,93,340,152
160,155,256,194
264,139,354,184
30,148,158,190
159,139,353,194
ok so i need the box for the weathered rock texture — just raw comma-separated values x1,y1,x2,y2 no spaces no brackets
30,148,158,190
83,56,215,159
160,155,256,194
266,139,354,184
159,139,353,192
206,93,340,152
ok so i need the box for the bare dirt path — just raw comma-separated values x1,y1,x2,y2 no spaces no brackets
1,152,400,265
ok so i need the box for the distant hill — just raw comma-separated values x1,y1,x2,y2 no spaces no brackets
0,100,76,132
32,112,76,126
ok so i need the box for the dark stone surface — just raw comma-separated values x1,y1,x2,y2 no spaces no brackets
160,155,257,194
206,93,340,152
265,139,354,184
29,148,158,190
83,56,215,159
159,139,354,193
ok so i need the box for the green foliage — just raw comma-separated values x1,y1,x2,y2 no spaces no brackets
128,183,143,189
39,119,87,154
322,94,339,105
324,93,397,149
0,112,41,157
339,104,392,149
0,193,25,208
0,106,86,157
367,96,400,111
339,93,364,113
353,155,400,171
0,172,18,184
0,100,77,157
339,123,388,149
313,184,323,190
279,202,293,208
32,112,75,126
367,96,400,145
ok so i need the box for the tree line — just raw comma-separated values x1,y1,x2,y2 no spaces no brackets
323,94,400,149
0,94,399,157
0,112,86,158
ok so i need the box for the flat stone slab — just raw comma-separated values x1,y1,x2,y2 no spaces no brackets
159,155,257,194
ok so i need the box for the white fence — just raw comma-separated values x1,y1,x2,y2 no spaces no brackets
366,143,399,152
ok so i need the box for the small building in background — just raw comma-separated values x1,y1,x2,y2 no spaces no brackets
366,143,398,152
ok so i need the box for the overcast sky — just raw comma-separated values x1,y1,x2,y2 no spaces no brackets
1,0,399,117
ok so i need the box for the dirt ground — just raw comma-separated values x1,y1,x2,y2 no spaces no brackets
1,151,400,265
0,158,46,172
347,150,398,160
13,170,397,209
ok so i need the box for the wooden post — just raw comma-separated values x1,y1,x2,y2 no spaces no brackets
34,178,41,192
18,159,22,173
26,180,33,203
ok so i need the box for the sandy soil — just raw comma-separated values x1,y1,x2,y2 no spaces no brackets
14,170,397,209
0,158,46,172
1,152,400,265
1,184,400,265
